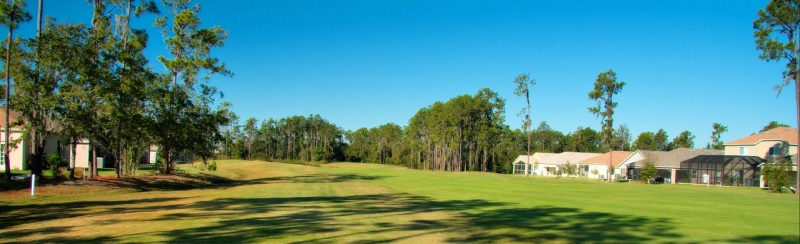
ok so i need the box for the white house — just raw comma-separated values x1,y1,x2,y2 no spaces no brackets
513,152,601,176
577,151,632,180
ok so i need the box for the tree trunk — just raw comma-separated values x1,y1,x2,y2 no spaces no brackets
70,139,79,179
795,71,799,195
793,28,800,195
89,144,95,178
4,3,13,180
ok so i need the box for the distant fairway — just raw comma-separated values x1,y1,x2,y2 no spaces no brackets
1,160,798,243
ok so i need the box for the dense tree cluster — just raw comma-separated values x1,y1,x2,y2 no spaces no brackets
1,0,231,179
219,114,347,163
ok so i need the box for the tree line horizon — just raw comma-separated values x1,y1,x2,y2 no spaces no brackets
219,84,790,173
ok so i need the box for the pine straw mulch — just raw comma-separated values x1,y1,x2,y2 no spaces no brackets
0,173,236,201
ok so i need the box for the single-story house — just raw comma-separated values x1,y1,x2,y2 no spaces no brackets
513,152,601,176
0,109,80,171
618,148,723,183
512,152,558,175
578,151,632,180
0,109,157,172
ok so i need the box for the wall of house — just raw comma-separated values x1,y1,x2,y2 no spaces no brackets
531,164,557,176
149,149,158,164
0,131,29,171
580,164,609,179
71,143,91,168
725,140,797,160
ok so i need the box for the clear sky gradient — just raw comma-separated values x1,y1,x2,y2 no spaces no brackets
18,0,795,148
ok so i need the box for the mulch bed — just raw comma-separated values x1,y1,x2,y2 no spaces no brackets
1,173,231,201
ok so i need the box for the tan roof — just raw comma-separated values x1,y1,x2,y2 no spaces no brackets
0,109,24,129
726,127,798,145
550,152,602,165
579,151,632,167
636,148,723,168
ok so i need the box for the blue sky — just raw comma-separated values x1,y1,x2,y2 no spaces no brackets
17,0,795,147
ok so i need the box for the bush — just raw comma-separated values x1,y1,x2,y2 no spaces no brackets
762,158,792,193
152,160,164,174
207,160,217,171
639,160,657,184
45,152,68,179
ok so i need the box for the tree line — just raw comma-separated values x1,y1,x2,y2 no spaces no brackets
222,86,747,173
1,0,231,180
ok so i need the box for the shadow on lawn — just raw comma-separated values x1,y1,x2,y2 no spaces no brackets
713,235,800,244
0,197,192,231
146,193,684,243
100,173,388,192
14,172,791,243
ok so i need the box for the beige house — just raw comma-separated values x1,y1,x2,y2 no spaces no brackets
0,110,91,171
578,151,632,180
724,127,797,162
724,127,798,187
513,152,601,176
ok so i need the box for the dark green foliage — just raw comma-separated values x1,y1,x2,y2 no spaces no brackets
403,88,506,172
563,126,603,152
639,160,656,184
612,124,632,151
45,152,67,179
207,160,217,171
762,158,792,193
588,70,626,182
754,0,799,95
760,121,791,132
670,130,695,150
709,123,728,150
222,114,347,163
45,151,66,170
152,159,164,174
632,129,669,151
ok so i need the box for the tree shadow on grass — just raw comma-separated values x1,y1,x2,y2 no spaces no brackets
240,173,389,185
0,197,192,231
146,193,685,243
713,235,800,244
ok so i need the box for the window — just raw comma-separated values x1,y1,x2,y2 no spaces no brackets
739,146,749,155
0,143,5,167
768,146,780,156
692,170,697,178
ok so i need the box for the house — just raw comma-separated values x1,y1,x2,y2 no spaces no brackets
724,127,797,162
723,127,798,187
618,148,723,183
578,151,632,180
512,152,601,176
141,145,159,164
512,152,558,175
0,110,30,170
0,109,92,171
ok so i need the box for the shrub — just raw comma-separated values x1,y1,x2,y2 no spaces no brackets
762,158,792,193
639,160,657,184
207,160,217,171
45,152,68,179
152,160,164,174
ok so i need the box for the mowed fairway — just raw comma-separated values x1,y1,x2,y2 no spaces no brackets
1,160,798,243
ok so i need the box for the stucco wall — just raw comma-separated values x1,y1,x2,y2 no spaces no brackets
1,131,28,170
726,140,798,161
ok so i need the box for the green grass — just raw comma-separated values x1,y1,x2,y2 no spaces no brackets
1,160,797,243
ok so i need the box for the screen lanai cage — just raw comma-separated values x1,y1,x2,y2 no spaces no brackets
675,155,766,186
